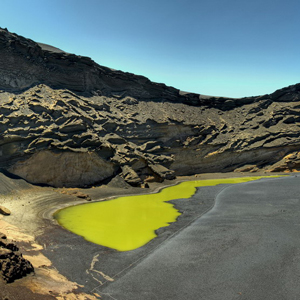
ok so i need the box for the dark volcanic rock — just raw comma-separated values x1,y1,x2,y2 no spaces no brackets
0,27,300,187
0,28,182,101
121,165,143,187
0,235,34,283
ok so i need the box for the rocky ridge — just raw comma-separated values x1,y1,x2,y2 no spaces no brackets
0,27,300,187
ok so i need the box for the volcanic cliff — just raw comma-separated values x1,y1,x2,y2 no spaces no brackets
0,27,299,187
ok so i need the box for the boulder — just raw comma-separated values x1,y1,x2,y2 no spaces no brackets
0,206,11,216
74,192,92,201
0,233,7,239
107,175,132,189
148,164,176,181
121,165,142,186
234,164,259,173
0,239,34,283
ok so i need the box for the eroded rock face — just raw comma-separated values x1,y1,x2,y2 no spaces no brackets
0,234,34,283
0,27,300,187
9,150,117,187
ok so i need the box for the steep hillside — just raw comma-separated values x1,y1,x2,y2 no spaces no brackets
0,27,299,187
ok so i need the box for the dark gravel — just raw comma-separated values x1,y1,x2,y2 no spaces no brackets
98,175,300,300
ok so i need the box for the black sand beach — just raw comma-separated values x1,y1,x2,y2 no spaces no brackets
0,172,294,299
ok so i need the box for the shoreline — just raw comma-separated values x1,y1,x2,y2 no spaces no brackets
0,171,292,299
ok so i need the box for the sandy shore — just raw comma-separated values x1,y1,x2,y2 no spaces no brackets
0,171,290,299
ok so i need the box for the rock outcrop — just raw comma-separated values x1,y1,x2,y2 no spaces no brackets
0,27,300,187
0,234,34,283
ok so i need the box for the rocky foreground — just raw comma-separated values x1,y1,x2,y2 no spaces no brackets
0,27,300,188
0,233,33,283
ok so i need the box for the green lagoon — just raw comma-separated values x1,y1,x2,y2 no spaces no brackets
54,176,281,251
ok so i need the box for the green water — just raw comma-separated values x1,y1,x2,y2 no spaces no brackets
54,176,281,251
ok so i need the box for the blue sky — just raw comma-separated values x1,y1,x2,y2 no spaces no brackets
1,0,299,97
